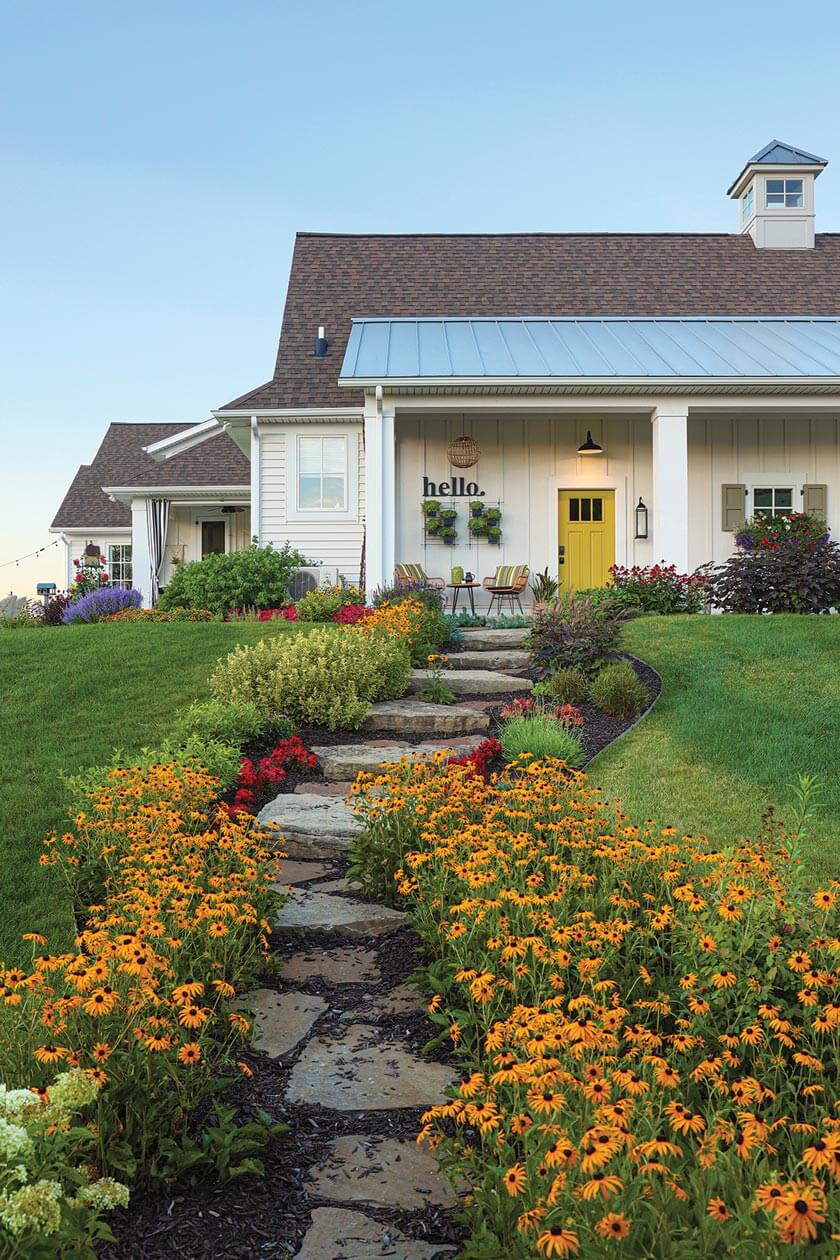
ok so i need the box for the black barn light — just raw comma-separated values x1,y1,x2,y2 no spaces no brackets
577,430,603,456
634,497,649,539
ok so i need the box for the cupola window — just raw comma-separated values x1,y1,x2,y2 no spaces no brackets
766,178,803,208
742,185,754,222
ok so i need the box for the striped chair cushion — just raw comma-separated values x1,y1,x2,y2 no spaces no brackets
395,563,427,583
492,565,518,588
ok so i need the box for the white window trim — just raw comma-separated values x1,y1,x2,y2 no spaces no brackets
108,543,133,588
765,177,804,209
747,475,806,518
285,428,359,523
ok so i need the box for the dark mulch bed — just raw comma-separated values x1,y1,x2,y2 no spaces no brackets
99,923,464,1260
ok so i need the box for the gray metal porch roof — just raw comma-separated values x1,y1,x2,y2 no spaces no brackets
339,317,840,381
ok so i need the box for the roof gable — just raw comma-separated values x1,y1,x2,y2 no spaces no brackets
749,139,828,166
52,422,249,529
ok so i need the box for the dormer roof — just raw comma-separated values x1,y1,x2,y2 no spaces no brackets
727,140,828,197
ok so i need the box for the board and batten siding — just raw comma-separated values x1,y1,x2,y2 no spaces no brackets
687,413,840,569
395,411,656,585
259,426,366,584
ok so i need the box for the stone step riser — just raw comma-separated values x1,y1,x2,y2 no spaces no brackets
458,627,529,649
408,668,532,697
363,698,490,734
450,649,530,670
311,736,485,780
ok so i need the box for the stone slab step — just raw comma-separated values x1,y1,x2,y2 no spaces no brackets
294,781,352,797
274,889,406,939
452,648,530,670
274,858,335,886
363,698,490,734
306,1136,458,1209
286,1022,453,1110
311,737,484,780
259,794,360,858
278,945,379,985
408,668,532,696
297,1207,455,1260
234,988,326,1059
459,626,529,649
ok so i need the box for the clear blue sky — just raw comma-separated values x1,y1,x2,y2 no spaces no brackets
3,0,840,594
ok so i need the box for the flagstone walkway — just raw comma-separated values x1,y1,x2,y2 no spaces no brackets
243,629,530,1256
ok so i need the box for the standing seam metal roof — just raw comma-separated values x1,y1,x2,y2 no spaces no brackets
339,317,840,380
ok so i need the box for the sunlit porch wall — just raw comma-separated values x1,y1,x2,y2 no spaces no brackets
394,411,655,594
687,411,840,569
160,505,251,586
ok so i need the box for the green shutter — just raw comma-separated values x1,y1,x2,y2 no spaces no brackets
721,483,746,532
802,483,828,521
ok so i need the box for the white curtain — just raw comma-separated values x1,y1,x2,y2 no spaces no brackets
145,499,170,606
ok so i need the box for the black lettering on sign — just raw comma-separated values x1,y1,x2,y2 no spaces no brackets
422,475,486,497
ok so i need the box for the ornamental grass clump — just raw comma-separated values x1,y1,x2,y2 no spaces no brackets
349,756,840,1257
499,712,585,768
0,761,283,1197
587,660,649,718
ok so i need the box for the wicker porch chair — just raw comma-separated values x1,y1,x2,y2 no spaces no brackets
482,564,530,616
394,563,445,592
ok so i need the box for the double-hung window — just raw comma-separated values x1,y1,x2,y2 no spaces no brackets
766,178,803,208
297,436,348,512
108,543,133,587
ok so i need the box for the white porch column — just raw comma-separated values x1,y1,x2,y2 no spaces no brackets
130,497,154,607
651,405,690,572
363,394,396,599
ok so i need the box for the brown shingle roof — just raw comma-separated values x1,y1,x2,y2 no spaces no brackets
52,423,250,529
219,232,840,411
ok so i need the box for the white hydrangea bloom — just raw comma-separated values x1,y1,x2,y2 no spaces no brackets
0,1086,43,1123
76,1177,130,1211
0,1179,62,1237
46,1069,98,1115
0,1117,33,1168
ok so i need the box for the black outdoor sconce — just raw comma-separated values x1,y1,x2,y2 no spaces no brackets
634,497,649,539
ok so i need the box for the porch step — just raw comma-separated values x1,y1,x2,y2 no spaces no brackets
311,737,485,781
452,648,530,671
363,698,491,734
257,793,361,858
458,627,530,650
408,668,532,697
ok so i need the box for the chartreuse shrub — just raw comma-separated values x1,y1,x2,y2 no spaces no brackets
587,660,649,718
210,625,411,730
348,756,840,1258
171,698,292,749
0,1068,129,1256
158,542,307,616
0,760,284,1253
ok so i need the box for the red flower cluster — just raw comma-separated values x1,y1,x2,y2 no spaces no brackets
228,735,317,814
499,697,583,729
334,603,368,624
447,737,502,780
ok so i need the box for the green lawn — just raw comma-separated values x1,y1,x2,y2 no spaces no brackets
0,621,307,964
591,615,840,880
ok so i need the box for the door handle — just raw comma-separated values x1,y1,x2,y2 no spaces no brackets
558,546,565,565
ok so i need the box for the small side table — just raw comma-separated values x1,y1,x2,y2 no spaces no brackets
448,582,479,615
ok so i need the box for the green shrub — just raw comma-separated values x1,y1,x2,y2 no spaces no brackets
588,660,649,718
535,664,589,705
499,713,585,767
172,698,292,749
210,627,411,731
158,543,307,616
294,588,346,621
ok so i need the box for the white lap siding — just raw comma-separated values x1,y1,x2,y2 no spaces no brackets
259,425,366,585
687,412,840,569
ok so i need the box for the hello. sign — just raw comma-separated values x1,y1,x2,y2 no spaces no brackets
422,475,485,497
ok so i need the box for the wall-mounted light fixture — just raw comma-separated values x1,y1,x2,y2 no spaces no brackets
634,497,649,539
577,430,603,456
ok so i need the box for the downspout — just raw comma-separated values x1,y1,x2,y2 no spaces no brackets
250,415,261,544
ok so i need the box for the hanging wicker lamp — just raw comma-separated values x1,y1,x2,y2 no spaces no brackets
447,434,480,468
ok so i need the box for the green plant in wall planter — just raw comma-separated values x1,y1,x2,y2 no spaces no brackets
486,525,502,544
422,499,441,517
439,508,458,524
484,506,502,525
468,516,488,536
440,527,458,544
469,500,485,518
425,516,442,535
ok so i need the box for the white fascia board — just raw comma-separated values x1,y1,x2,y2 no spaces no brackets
101,485,251,505
143,418,222,461
339,375,840,396
49,526,131,534
213,407,364,421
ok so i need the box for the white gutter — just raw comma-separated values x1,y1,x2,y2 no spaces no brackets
143,418,222,460
338,374,840,392
213,406,364,419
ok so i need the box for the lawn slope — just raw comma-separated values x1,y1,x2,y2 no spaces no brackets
592,614,840,880
0,621,305,963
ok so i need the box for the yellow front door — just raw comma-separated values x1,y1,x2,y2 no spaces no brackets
557,490,615,591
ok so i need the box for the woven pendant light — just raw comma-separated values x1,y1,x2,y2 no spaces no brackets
447,434,480,468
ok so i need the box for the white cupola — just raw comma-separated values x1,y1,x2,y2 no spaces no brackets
727,140,827,249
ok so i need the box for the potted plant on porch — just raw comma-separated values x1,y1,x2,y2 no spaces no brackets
530,567,559,614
